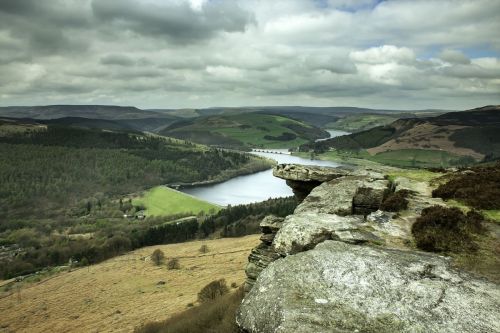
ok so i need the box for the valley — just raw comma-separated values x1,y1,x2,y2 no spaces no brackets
1,104,499,333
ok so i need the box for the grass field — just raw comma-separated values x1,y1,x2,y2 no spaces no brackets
0,235,260,333
133,187,220,216
207,114,314,148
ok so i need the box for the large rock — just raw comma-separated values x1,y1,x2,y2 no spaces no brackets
352,181,389,215
273,164,347,201
272,212,378,255
237,240,500,333
244,215,284,291
294,176,389,216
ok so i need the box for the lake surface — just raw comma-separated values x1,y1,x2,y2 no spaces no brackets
180,129,349,206
316,129,350,142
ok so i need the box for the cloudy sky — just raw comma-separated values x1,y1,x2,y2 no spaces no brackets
0,0,499,110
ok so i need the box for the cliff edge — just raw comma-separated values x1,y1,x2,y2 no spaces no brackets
237,164,500,333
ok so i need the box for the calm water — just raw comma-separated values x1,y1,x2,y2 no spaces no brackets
180,129,349,206
316,129,350,142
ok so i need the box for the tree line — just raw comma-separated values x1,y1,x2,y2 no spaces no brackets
0,196,297,279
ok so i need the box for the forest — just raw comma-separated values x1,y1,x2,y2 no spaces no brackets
0,124,277,278
0,196,297,279
0,125,270,218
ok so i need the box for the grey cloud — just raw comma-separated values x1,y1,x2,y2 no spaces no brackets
439,49,471,64
100,54,136,66
0,0,499,110
91,0,254,43
0,1,91,59
304,55,357,74
441,64,500,79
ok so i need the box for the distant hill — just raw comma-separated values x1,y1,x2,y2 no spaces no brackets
0,106,182,133
160,113,329,149
0,105,171,120
303,105,500,167
0,105,449,134
154,106,448,134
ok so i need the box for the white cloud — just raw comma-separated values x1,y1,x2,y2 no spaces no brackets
350,45,416,65
0,0,499,109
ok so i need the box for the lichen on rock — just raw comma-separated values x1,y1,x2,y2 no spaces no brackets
238,164,500,332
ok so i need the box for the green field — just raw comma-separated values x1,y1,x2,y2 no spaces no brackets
133,186,220,216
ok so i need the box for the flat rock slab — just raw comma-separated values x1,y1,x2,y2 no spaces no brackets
273,212,366,255
238,241,500,333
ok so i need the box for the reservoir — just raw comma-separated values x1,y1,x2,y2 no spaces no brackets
180,129,349,206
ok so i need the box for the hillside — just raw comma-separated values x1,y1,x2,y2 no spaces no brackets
0,105,181,133
0,235,260,333
0,105,447,134
160,113,329,149
303,105,500,167
152,106,445,131
0,120,273,279
0,105,169,120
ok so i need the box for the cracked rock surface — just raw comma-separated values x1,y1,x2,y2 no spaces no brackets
238,164,500,332
237,241,500,333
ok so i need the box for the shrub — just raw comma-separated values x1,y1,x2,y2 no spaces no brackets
380,190,411,212
432,163,500,210
199,245,209,253
134,287,244,333
167,258,180,270
411,205,484,253
151,249,165,266
197,279,229,303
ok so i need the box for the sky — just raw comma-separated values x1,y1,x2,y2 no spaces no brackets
0,0,499,110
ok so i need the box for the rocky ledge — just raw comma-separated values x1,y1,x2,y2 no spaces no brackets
273,164,348,201
238,164,500,333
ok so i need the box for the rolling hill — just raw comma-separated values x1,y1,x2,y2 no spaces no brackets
0,235,260,333
0,119,273,279
0,105,448,136
303,105,500,167
160,113,329,149
0,106,181,133
0,105,168,120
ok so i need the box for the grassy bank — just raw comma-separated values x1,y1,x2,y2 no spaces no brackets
133,187,220,217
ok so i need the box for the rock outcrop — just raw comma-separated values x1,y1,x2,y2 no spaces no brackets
238,164,500,332
238,240,500,333
273,164,347,201
244,215,284,292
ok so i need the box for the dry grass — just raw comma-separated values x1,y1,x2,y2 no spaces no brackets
0,235,259,333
